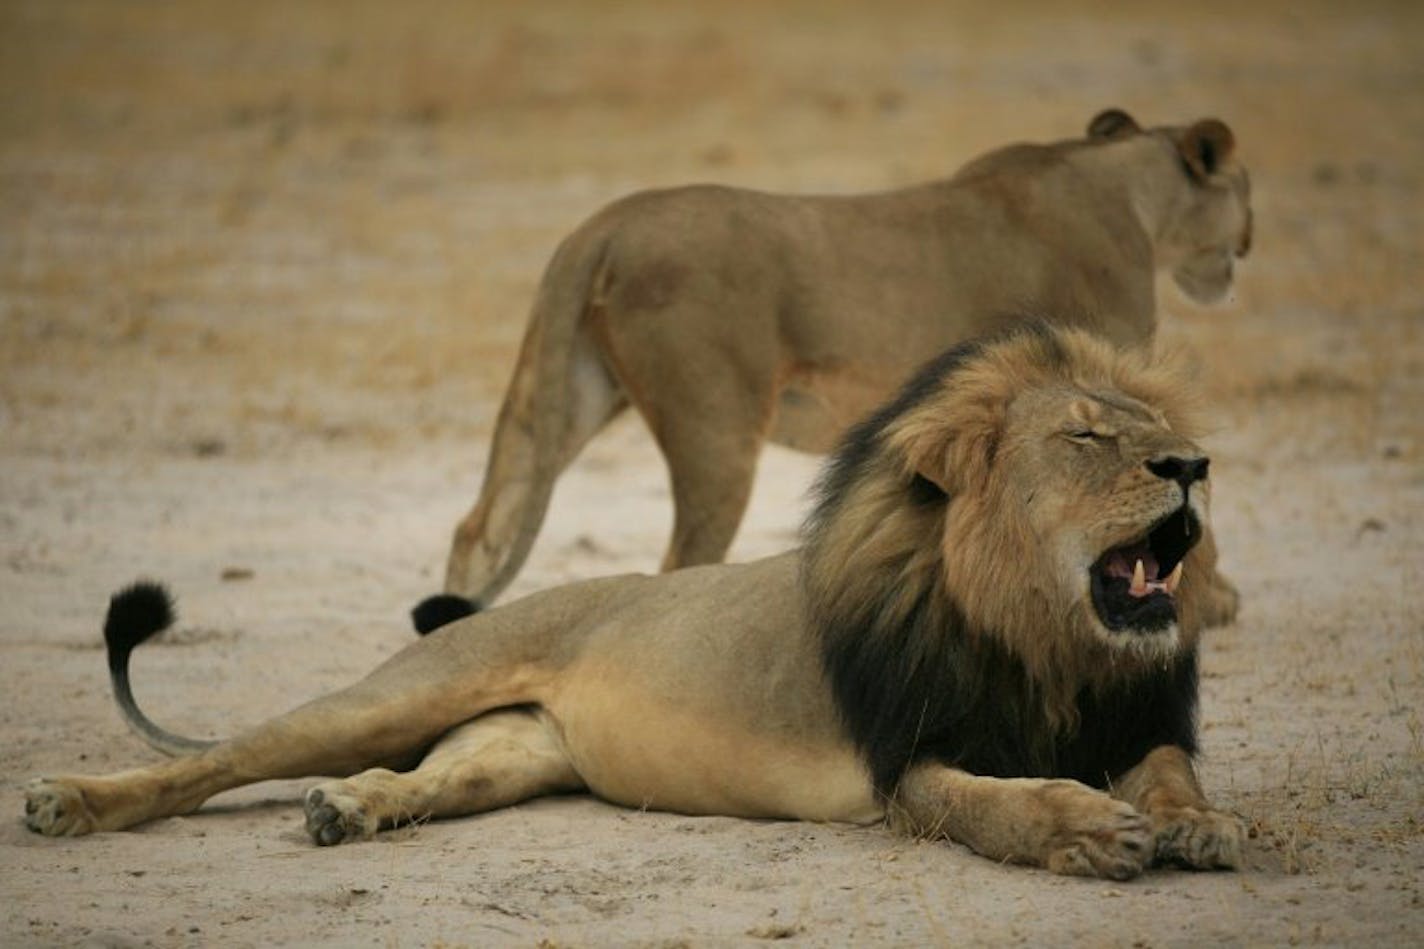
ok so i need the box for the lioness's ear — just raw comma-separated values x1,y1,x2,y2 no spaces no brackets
1087,108,1140,139
1179,118,1235,181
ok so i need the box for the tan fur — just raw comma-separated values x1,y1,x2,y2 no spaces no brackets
26,327,1241,879
890,764,1154,880
442,109,1253,609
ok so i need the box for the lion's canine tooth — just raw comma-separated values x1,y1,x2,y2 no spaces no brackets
1130,559,1147,596
1164,562,1183,595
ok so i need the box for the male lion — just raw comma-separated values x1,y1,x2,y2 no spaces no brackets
424,108,1252,627
26,325,1241,879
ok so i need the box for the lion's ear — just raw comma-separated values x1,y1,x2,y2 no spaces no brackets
901,432,954,496
1087,108,1140,140
896,405,1003,498
1178,119,1235,181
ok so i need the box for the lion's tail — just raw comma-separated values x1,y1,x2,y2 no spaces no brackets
414,224,624,635
104,581,218,756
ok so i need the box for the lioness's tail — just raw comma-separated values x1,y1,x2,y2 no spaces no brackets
104,581,217,756
416,225,626,634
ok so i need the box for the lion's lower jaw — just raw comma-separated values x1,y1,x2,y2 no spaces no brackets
1089,620,1181,661
1063,595,1182,662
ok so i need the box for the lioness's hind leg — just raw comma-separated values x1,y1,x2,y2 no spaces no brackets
661,432,762,570
632,379,770,571
303,708,582,846
595,298,778,571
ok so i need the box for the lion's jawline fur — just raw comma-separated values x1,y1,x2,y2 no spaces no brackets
803,329,1199,797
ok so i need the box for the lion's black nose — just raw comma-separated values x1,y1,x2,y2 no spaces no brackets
1146,455,1209,488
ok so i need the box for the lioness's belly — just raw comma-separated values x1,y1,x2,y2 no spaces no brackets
547,669,881,824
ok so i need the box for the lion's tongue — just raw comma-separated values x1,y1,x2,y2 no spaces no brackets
1105,548,1159,580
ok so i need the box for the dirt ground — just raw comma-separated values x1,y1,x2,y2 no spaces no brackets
2,0,1422,945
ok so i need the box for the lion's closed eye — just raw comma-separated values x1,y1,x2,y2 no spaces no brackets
1065,429,1110,444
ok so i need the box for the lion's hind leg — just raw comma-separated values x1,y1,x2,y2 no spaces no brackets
26,774,125,837
302,708,582,846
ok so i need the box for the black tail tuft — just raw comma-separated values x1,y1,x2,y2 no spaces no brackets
104,581,175,672
411,593,480,635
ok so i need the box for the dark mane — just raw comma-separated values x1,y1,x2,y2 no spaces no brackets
801,326,1198,797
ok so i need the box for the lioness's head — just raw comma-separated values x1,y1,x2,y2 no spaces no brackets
1088,108,1252,305
806,323,1216,671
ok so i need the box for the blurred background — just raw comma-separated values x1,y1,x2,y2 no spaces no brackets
3,0,1419,460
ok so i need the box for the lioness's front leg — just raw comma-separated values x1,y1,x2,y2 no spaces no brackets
1112,745,1242,869
1200,568,1241,629
890,762,1152,880
1193,528,1240,629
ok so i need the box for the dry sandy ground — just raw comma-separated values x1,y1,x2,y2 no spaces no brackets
2,1,1422,945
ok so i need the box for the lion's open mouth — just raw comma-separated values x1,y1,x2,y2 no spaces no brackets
1090,506,1200,634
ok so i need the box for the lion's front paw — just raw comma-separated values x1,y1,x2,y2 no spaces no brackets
303,784,378,847
24,778,96,837
1152,805,1243,870
1035,781,1152,881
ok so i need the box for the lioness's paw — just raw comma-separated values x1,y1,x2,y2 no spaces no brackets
1153,805,1243,870
1036,781,1152,881
24,778,96,837
303,784,377,846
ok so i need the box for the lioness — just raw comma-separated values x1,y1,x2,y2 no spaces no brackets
27,324,1241,879
427,108,1251,625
